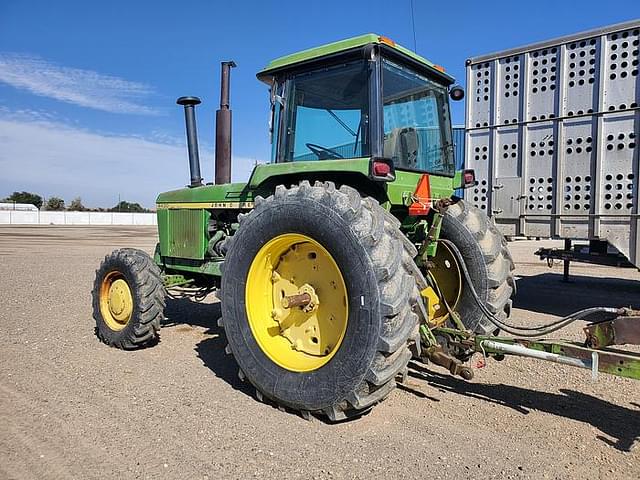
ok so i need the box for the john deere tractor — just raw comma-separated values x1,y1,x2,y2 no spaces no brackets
97,34,630,421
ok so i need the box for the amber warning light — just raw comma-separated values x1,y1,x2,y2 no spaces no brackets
378,36,396,47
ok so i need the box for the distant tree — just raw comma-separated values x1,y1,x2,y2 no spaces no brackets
68,197,86,211
110,201,147,213
4,191,43,209
45,196,65,211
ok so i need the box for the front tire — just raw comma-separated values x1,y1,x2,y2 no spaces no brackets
221,181,422,420
92,248,165,349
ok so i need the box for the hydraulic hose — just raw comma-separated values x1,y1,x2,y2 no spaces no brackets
436,239,619,337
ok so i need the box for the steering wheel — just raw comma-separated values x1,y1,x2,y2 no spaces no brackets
305,143,345,160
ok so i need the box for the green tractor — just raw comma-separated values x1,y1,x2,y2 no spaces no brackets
92,34,527,420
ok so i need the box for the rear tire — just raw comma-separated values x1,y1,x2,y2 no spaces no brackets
92,248,165,349
440,200,516,334
221,181,422,420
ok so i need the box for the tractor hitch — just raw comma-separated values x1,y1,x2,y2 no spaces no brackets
425,346,474,380
421,309,640,382
583,309,640,349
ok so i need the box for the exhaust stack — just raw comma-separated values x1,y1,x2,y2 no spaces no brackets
177,96,203,188
215,61,236,184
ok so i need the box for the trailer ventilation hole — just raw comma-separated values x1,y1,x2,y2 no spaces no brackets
473,145,489,162
605,29,639,109
527,176,553,211
602,170,634,212
529,48,559,119
605,131,636,153
501,142,518,160
567,38,598,100
500,56,520,105
471,176,489,211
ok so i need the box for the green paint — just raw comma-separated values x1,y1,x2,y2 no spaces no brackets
385,169,422,206
155,159,372,205
419,324,438,348
258,33,454,84
156,182,253,204
158,209,209,260
247,158,371,188
429,173,457,198
423,212,443,258
152,31,468,280
385,170,455,206
452,170,463,192
478,337,640,381
162,257,224,277
432,327,640,381
163,274,195,288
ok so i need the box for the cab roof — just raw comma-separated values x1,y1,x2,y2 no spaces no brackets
257,33,455,84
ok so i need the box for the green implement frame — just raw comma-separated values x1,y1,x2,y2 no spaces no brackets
420,312,640,382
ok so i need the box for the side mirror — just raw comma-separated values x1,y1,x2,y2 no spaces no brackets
449,85,465,101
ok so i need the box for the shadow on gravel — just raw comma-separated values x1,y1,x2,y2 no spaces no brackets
408,363,639,452
514,272,640,317
163,297,253,398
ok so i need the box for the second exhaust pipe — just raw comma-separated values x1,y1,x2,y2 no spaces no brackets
215,61,236,185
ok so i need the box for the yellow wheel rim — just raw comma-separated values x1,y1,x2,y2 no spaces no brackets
423,242,462,327
245,233,348,372
99,271,134,331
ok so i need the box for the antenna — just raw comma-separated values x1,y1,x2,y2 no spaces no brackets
410,0,417,52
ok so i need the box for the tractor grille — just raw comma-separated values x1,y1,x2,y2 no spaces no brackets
163,209,207,260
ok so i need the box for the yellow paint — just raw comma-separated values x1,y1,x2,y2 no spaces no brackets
99,272,133,331
423,242,462,327
156,201,254,210
245,233,348,372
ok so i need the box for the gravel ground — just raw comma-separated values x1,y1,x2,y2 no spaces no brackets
0,226,638,479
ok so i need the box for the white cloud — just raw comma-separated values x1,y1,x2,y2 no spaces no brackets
0,53,159,115
0,111,258,208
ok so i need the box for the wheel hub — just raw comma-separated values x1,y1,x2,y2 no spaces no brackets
273,282,322,354
99,273,133,331
108,279,133,320
245,233,348,372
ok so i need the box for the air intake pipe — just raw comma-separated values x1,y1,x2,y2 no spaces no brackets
176,96,203,187
215,61,236,184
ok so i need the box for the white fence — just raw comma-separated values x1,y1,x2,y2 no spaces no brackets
0,211,157,226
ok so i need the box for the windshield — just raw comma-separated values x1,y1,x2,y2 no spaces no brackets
382,59,454,176
280,60,370,162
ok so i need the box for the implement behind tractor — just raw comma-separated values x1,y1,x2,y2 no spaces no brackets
91,34,640,421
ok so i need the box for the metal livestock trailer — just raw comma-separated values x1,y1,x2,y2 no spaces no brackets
453,125,465,197
464,19,640,272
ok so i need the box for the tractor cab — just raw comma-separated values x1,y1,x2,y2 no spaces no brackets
258,34,461,178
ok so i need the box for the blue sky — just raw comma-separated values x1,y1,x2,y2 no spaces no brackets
1,0,637,207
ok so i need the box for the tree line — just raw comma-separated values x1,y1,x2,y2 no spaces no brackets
2,191,152,213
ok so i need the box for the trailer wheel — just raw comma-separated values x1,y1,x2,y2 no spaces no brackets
221,181,421,420
92,248,165,349
429,200,516,334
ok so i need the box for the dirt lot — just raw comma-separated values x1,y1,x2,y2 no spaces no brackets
0,226,638,479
